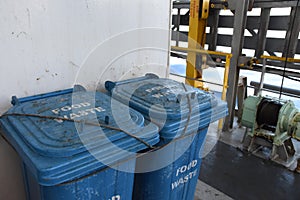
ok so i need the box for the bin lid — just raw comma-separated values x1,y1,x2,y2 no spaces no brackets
0,90,159,185
105,74,215,120
106,75,228,138
155,100,228,138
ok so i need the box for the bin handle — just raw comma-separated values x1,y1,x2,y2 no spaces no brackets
11,85,86,105
105,73,159,92
177,91,197,102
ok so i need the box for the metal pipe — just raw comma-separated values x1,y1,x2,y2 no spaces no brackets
256,58,267,96
260,55,300,63
250,81,300,96
171,46,232,57
169,73,225,87
247,85,300,99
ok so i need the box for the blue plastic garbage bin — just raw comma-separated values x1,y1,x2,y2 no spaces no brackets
105,74,228,200
0,87,159,200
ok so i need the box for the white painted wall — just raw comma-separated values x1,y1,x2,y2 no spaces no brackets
0,0,171,199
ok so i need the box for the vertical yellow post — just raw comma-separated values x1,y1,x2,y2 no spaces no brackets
218,55,231,130
186,0,209,88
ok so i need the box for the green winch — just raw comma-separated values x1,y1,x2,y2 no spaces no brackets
241,96,300,163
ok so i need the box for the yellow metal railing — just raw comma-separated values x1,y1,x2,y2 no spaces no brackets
171,46,232,130
260,55,300,63
172,46,231,57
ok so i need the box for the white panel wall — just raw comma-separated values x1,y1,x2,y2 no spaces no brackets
0,0,171,199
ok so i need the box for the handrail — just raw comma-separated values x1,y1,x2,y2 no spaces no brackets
171,45,232,130
171,46,232,58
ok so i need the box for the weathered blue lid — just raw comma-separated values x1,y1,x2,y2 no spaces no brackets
0,88,159,186
158,100,228,139
138,100,227,139
105,75,228,139
105,74,216,120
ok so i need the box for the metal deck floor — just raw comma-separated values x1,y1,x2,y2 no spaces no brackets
194,123,300,200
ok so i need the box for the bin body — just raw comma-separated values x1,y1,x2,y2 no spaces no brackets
0,88,159,200
22,161,134,200
105,74,228,200
133,128,207,200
